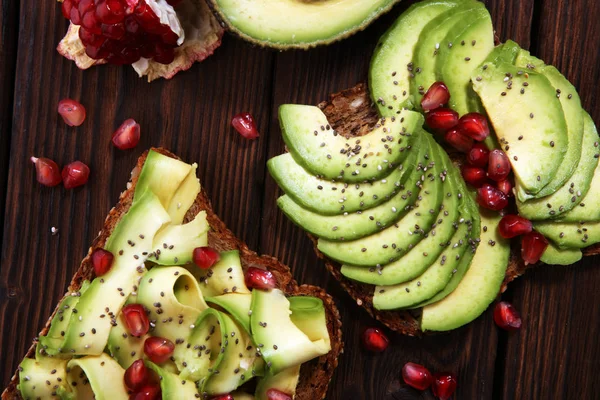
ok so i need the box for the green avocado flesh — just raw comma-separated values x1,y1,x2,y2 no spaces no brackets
146,361,200,398
208,0,399,49
18,357,70,399
540,242,582,266
534,221,600,249
66,354,129,399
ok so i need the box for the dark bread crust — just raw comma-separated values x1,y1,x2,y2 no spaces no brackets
313,83,600,335
2,149,342,400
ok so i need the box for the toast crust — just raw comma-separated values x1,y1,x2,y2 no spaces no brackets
2,149,342,400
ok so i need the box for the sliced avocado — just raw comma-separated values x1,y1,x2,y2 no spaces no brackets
207,0,399,49
411,1,481,110
276,137,427,241
267,133,423,216
437,7,494,115
166,163,201,225
145,361,200,398
207,293,253,333
420,208,509,331
540,242,582,265
255,365,301,400
369,0,461,114
250,289,330,376
472,61,568,196
534,221,600,249
517,112,599,219
513,50,585,200
197,250,251,297
148,210,209,265
279,104,422,182
137,266,208,342
317,134,444,267
106,305,147,369
288,296,330,345
66,354,128,399
18,357,70,400
53,191,171,356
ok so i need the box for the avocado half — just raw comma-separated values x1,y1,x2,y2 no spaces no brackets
206,0,401,49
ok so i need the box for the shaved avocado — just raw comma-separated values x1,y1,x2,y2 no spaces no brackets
196,250,251,297
18,357,70,400
207,293,253,333
145,361,200,398
65,354,128,400
288,296,330,345
255,365,301,400
167,163,201,224
540,242,582,265
106,305,147,369
534,221,600,249
207,0,400,49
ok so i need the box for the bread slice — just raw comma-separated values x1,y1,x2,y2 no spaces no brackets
310,83,600,336
1,148,342,400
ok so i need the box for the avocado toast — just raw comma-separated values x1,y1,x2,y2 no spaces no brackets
2,149,342,400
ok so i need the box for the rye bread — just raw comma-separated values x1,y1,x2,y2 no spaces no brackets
310,83,600,336
1,148,343,400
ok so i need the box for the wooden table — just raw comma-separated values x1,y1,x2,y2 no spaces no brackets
1,1,599,398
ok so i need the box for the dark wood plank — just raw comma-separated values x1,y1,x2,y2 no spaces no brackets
501,0,600,398
0,1,273,387
260,1,533,399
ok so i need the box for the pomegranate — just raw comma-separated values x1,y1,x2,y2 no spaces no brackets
62,161,90,189
231,113,260,139
122,304,150,337
461,165,488,188
124,360,148,391
496,179,513,196
112,119,141,150
192,246,220,269
487,149,511,182
498,215,533,239
444,128,473,153
425,108,459,131
362,327,389,352
431,373,457,400
477,184,508,211
129,384,161,400
209,395,234,400
144,336,175,363
244,267,277,290
421,81,450,111
457,112,490,141
493,301,522,331
521,231,549,265
466,143,490,167
91,248,114,276
30,157,62,187
58,99,86,126
401,362,433,391
266,389,293,400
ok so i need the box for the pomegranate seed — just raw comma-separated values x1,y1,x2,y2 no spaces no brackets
30,157,62,187
477,184,509,211
521,231,549,265
457,113,490,141
432,373,457,400
62,161,90,189
444,128,473,153
401,362,433,391
144,336,175,364
209,395,234,400
244,267,277,290
467,143,490,167
487,149,511,182
421,81,451,111
122,304,150,337
91,248,114,276
425,108,459,131
266,389,293,400
58,99,86,127
124,360,149,391
62,0,74,19
497,179,513,196
112,118,141,150
362,327,389,352
231,113,260,139
494,301,522,331
130,384,161,400
498,215,533,239
96,0,126,24
192,247,220,269
461,165,488,188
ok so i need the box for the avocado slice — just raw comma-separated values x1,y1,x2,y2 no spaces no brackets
369,0,461,114
196,250,251,297
534,221,600,249
167,163,201,224
317,133,444,267
255,365,301,400
106,303,147,369
279,104,422,182
411,1,481,110
145,361,200,398
472,60,568,196
65,354,129,399
275,135,427,241
267,132,423,216
207,293,253,333
540,242,582,265
420,208,510,331
18,357,70,399
288,296,330,345
517,112,599,219
250,289,330,376
207,0,399,49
